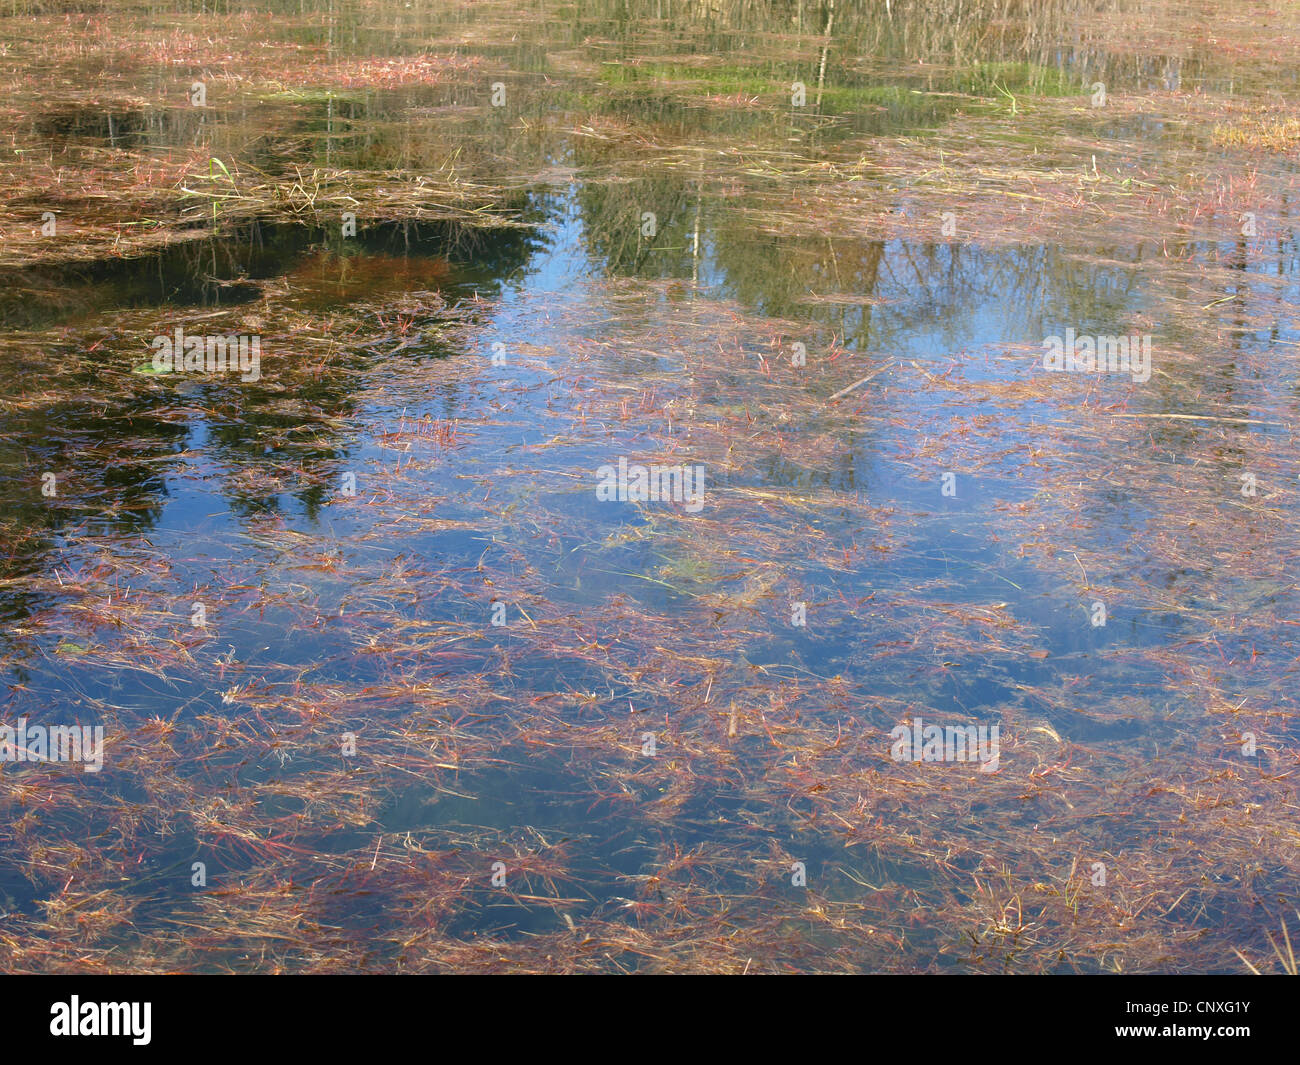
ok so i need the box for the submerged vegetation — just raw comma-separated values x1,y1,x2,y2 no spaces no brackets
0,0,1298,974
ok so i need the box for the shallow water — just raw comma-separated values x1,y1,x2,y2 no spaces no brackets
1,0,1298,972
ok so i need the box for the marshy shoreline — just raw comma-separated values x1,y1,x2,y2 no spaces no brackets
0,0,1297,981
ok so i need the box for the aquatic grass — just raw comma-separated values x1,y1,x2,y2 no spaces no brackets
1212,108,1300,153
1236,912,1299,975
3,0,1300,976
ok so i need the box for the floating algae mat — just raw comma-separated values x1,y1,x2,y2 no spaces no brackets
0,0,1298,983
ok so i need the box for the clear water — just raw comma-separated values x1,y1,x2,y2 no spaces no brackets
1,0,1298,972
